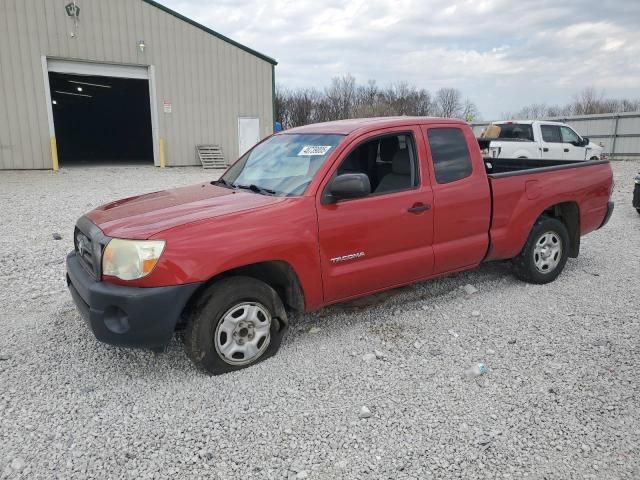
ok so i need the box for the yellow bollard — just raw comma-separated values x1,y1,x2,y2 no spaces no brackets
159,138,166,168
50,137,59,171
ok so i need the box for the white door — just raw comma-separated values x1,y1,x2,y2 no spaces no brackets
560,125,587,160
538,124,565,160
238,117,260,157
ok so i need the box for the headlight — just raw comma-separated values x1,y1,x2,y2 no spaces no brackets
102,239,165,280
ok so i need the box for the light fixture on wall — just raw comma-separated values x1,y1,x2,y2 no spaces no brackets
138,40,147,53
65,1,80,38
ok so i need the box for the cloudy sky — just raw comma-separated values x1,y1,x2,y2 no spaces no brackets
162,0,640,119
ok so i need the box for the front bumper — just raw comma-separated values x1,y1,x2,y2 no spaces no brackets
633,183,640,209
66,252,202,348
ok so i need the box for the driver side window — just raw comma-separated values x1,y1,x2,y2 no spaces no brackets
335,133,419,196
560,126,581,144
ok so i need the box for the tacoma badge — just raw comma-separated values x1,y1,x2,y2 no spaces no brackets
330,252,365,264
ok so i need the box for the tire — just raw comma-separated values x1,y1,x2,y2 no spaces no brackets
512,216,570,284
183,276,288,375
637,208,640,215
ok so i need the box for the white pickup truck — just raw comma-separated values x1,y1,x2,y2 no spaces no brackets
478,120,603,161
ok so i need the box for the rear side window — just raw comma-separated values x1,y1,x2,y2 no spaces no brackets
483,123,534,141
541,125,562,143
428,128,473,184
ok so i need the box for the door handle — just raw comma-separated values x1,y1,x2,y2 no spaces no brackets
564,148,570,152
543,147,549,152
408,203,431,214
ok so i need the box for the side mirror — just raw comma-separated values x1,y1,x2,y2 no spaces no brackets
582,137,590,147
327,173,371,202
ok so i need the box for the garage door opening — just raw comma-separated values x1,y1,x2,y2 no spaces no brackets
49,72,154,166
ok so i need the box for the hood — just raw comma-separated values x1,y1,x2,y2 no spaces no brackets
588,141,603,152
86,183,286,239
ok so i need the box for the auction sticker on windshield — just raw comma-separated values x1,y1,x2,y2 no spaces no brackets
298,145,333,156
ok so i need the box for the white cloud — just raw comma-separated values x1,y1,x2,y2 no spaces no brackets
160,0,640,118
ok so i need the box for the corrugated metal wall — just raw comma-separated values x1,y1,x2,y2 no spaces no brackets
472,112,640,159
0,0,275,169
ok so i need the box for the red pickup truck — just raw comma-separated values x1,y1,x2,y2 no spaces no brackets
66,117,614,374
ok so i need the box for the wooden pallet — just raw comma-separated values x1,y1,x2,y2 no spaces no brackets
196,145,226,169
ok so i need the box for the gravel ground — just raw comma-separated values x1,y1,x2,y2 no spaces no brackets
0,162,638,479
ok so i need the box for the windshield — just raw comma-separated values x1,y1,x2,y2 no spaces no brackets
220,134,344,196
482,123,534,142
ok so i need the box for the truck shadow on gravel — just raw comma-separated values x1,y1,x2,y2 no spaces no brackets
313,261,510,315
55,260,515,375
289,261,513,336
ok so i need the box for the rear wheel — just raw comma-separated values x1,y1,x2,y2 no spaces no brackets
512,216,569,284
183,276,288,374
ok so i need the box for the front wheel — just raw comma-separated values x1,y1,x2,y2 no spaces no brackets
512,216,570,284
183,276,288,374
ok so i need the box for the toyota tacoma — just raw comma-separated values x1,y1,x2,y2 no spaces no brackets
66,117,614,374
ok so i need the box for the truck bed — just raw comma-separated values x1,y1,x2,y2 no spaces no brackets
485,157,609,177
484,158,613,262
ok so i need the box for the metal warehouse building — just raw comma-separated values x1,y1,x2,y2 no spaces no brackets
0,0,277,170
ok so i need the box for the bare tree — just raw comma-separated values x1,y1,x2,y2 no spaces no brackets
325,75,357,120
290,88,323,127
353,80,380,117
276,77,478,128
502,87,640,121
434,88,463,118
572,87,604,115
619,98,640,112
413,89,433,116
275,86,290,127
545,104,573,117
462,99,479,122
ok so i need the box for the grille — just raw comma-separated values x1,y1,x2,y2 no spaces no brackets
74,227,95,277
73,217,110,279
